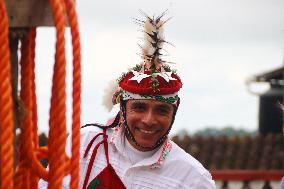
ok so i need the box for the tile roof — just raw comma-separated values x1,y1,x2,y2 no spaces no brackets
171,133,284,170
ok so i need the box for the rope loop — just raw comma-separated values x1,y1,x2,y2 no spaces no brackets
0,0,81,188
0,1,14,188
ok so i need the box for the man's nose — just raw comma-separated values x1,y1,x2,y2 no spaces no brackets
141,110,157,126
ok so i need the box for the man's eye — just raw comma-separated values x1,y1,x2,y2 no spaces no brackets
157,107,170,114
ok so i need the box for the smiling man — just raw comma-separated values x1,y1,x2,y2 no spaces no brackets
125,99,175,151
39,11,216,189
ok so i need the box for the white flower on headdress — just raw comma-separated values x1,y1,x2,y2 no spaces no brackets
129,71,151,83
130,71,176,83
156,72,177,82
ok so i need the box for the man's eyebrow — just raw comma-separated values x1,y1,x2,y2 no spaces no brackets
131,101,146,106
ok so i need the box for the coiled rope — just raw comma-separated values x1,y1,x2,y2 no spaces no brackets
0,0,14,188
0,0,81,188
64,0,81,187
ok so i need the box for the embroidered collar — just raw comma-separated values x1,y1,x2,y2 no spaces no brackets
109,125,172,168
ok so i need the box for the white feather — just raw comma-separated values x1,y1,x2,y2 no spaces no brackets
142,17,166,70
102,79,120,112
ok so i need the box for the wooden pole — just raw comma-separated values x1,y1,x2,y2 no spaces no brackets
8,28,29,167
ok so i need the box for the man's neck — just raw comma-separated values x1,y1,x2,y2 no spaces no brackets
124,137,158,164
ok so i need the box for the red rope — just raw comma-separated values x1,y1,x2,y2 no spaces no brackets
16,28,40,189
0,0,81,187
64,0,81,188
30,28,39,189
0,0,14,188
48,0,67,188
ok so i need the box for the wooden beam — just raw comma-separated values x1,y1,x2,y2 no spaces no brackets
211,170,284,181
5,0,55,27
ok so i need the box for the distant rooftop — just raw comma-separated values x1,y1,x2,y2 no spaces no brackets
172,133,284,170
251,66,283,82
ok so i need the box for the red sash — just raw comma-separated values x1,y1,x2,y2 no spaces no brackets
82,129,126,189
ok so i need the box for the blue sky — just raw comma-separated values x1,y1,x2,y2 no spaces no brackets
35,0,284,135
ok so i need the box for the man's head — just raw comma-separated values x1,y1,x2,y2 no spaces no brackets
125,99,175,151
103,11,183,151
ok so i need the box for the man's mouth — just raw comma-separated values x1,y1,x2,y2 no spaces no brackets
138,128,156,134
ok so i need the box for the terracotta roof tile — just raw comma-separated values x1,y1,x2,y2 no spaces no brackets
172,133,284,170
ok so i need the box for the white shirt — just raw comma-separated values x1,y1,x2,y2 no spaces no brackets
280,177,284,189
39,126,216,189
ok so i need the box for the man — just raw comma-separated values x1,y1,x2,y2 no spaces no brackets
40,12,216,189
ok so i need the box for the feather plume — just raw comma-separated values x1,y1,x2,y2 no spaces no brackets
102,79,120,112
135,10,171,72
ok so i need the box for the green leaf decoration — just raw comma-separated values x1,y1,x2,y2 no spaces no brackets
88,178,101,189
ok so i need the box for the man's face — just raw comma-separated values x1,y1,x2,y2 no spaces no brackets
125,99,174,151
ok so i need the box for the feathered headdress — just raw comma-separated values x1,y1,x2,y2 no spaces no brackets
138,10,171,72
103,11,182,111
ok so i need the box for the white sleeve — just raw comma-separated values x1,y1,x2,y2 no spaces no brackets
280,177,284,189
190,172,216,189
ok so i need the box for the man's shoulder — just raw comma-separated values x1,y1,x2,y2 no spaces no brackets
168,141,206,171
80,125,116,136
164,140,216,188
80,125,103,135
79,125,114,146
